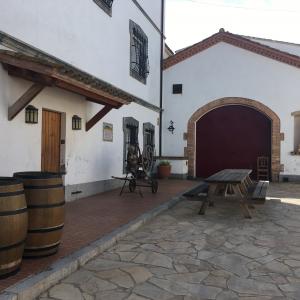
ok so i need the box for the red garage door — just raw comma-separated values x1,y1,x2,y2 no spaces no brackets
196,105,271,179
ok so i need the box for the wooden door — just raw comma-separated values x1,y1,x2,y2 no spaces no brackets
42,110,61,172
196,105,271,179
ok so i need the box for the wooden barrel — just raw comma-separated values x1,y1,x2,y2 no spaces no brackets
14,172,65,257
0,177,28,277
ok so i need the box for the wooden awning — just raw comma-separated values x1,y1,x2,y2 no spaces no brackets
0,50,130,130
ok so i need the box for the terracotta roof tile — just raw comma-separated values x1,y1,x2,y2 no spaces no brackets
163,30,300,70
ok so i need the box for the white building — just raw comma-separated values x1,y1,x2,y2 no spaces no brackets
163,29,300,182
0,0,164,200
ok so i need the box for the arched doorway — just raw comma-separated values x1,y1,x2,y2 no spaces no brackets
187,97,281,181
196,105,271,179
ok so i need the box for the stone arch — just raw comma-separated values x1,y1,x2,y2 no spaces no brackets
187,97,281,181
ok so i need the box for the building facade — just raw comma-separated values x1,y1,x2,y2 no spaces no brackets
0,0,164,200
163,29,300,182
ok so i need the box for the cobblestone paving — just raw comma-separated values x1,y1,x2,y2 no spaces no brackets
39,183,300,300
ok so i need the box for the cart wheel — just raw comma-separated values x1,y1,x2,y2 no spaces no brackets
129,180,136,192
151,180,158,193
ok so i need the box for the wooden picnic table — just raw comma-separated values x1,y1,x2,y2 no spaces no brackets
200,169,254,218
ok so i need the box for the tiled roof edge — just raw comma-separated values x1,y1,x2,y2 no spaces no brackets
163,30,300,70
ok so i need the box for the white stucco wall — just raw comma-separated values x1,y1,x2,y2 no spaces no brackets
137,0,163,29
0,69,159,186
0,1,161,192
0,0,162,106
163,41,300,176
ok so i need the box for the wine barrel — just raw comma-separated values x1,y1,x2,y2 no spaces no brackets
0,177,27,277
14,172,65,257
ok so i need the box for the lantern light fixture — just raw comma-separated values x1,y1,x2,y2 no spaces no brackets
72,115,82,130
25,105,38,124
167,120,175,134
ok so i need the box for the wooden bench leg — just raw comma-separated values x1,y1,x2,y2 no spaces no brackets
239,182,248,195
232,184,252,219
199,183,217,215
244,175,252,188
199,198,209,215
226,184,234,195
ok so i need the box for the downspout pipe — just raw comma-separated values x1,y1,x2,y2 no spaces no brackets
159,0,165,157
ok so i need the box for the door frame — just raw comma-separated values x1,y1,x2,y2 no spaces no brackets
186,97,281,181
41,108,65,173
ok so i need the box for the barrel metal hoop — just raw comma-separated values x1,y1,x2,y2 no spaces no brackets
0,239,25,252
0,207,27,216
27,201,65,209
0,258,22,271
24,184,63,189
25,242,60,251
28,224,64,233
0,190,24,197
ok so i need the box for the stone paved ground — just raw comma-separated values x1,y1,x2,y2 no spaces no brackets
0,179,195,292
38,183,300,300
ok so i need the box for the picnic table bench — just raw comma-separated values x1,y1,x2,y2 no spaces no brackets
248,180,269,205
183,182,209,198
186,169,269,218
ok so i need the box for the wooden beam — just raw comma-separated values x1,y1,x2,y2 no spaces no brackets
86,97,122,108
0,52,128,107
4,64,54,86
8,83,44,120
86,106,113,131
55,80,123,108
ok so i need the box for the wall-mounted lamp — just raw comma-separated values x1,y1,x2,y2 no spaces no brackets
25,105,38,124
167,120,175,134
72,115,82,130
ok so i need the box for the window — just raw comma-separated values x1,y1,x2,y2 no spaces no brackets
143,122,155,150
173,84,183,94
123,117,139,173
130,20,149,84
93,0,113,16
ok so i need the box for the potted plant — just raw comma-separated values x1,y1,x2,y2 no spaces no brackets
157,161,171,179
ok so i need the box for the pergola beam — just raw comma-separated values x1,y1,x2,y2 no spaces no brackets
8,83,44,121
86,106,113,131
4,64,54,86
0,51,127,123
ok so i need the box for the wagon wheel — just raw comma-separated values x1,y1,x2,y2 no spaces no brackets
142,145,154,174
151,179,158,194
129,179,136,192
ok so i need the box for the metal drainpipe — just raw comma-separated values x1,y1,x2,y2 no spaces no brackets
159,0,165,157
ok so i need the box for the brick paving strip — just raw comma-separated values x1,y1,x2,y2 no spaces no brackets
0,179,197,300
35,183,300,300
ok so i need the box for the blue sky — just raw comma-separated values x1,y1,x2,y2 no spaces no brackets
165,0,300,51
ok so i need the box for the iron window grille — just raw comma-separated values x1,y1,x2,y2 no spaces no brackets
93,0,113,16
130,20,149,84
123,117,139,173
143,122,155,150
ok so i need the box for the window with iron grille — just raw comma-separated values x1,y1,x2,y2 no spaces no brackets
93,0,113,16
143,123,155,150
123,117,139,173
130,20,149,84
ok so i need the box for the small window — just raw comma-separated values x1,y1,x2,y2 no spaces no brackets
130,20,149,84
123,117,139,173
292,112,300,154
93,0,113,16
173,84,183,94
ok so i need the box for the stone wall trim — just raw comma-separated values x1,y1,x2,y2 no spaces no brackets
187,97,281,181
